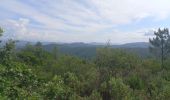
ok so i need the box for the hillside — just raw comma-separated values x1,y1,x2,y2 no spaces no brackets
42,42,150,59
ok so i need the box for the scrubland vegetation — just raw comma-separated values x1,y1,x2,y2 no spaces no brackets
0,27,170,100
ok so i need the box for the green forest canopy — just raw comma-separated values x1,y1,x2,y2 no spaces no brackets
0,28,170,100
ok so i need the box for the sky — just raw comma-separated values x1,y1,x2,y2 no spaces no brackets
1,0,170,44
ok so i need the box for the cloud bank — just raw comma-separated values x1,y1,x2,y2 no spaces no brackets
0,0,170,43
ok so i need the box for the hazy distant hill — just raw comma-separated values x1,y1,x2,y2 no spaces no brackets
42,42,150,59
108,42,149,48
2,40,149,48
43,42,149,48
2,41,150,59
120,42,149,48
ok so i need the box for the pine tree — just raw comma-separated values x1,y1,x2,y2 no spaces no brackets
149,28,170,69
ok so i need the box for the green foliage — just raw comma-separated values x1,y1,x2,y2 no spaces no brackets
142,59,161,73
0,27,170,99
52,45,59,60
63,72,81,94
96,48,140,69
0,40,16,66
164,58,170,70
42,75,71,100
127,75,144,90
87,90,102,100
54,55,99,96
0,27,3,37
149,28,170,69
147,76,170,100
109,78,131,100
96,48,141,84
17,43,53,66
100,77,132,100
0,63,41,99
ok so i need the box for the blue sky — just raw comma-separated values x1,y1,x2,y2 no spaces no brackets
1,0,170,44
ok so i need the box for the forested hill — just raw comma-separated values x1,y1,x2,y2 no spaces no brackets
43,42,149,48
12,41,150,59
43,42,150,59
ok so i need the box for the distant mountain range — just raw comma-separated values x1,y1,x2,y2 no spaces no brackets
0,41,151,59
0,40,150,48
112,42,149,48
41,42,150,59
42,42,149,48
0,40,150,49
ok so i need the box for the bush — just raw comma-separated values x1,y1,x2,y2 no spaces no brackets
127,75,144,90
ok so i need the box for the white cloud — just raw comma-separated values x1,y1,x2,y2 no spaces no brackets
90,0,170,23
0,0,170,43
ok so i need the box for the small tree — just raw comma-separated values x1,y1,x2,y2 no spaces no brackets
0,27,3,35
52,45,59,60
0,39,16,66
149,28,170,69
0,27,3,42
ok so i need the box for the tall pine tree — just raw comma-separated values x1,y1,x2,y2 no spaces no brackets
149,28,170,69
